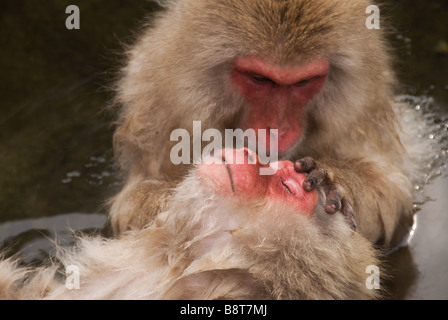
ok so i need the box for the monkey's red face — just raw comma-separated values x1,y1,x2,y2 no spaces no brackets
231,57,329,155
198,148,319,216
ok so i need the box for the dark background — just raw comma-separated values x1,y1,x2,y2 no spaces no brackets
0,0,447,299
0,0,447,221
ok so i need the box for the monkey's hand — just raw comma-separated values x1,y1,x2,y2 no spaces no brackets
294,157,357,231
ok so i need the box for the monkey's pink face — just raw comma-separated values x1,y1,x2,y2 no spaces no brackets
231,57,329,155
197,149,319,216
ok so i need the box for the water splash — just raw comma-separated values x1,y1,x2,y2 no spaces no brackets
392,94,448,250
61,154,122,187
395,94,448,189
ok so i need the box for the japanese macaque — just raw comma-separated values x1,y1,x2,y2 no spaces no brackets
0,149,379,300
110,0,416,249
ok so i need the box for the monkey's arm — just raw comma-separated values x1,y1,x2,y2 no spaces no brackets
295,157,414,248
108,179,177,235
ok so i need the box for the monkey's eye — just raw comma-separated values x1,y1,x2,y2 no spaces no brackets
294,78,314,87
280,177,294,196
250,74,274,85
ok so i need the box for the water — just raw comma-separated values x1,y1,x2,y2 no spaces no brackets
0,213,107,265
386,95,448,299
0,0,447,299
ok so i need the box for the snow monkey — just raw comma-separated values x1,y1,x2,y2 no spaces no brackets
0,149,378,300
110,0,415,249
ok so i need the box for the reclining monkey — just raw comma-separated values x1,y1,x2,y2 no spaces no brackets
0,149,378,300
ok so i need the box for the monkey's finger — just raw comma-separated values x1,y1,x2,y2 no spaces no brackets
324,189,342,215
294,157,316,173
341,199,357,231
303,168,327,191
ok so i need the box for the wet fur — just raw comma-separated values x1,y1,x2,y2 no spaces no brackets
0,172,378,300
109,0,419,248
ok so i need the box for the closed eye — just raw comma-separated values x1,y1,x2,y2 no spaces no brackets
250,73,274,85
221,154,236,194
280,176,294,196
294,78,313,87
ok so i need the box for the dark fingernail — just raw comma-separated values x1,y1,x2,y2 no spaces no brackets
304,178,315,190
325,204,337,214
294,160,305,171
325,201,339,214
331,201,339,211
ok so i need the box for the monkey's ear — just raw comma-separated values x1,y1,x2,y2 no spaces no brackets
154,0,177,8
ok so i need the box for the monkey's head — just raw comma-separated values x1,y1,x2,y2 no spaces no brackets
197,148,320,215
160,148,379,299
195,148,355,235
116,0,394,175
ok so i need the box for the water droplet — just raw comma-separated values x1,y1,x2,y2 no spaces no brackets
67,171,81,178
429,134,435,140
415,105,421,110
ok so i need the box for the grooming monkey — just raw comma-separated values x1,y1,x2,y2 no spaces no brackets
110,0,416,248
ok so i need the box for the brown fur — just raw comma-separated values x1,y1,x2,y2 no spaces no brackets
109,0,414,249
0,169,379,300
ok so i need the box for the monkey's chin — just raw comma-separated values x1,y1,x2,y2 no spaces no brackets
277,141,300,160
274,129,302,157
